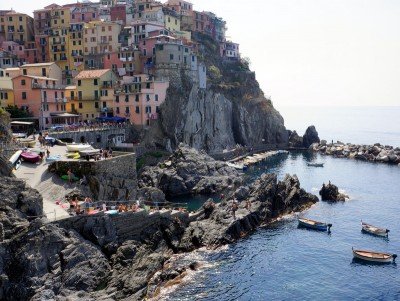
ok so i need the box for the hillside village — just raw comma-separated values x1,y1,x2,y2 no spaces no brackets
0,0,241,129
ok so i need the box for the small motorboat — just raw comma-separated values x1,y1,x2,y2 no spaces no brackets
20,151,41,163
307,163,324,167
361,221,389,237
9,150,22,165
66,143,93,152
226,162,247,171
18,138,36,148
352,248,397,263
298,218,332,231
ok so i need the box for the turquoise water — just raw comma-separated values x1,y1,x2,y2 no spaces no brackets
278,106,400,147
167,152,400,300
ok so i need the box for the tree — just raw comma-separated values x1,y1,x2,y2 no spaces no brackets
5,105,33,119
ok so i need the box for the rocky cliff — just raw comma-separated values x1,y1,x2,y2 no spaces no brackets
148,34,288,153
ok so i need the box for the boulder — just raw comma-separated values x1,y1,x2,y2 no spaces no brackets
287,130,303,147
319,182,348,202
302,126,320,148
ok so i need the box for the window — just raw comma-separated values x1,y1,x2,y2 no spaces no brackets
125,95,129,102
135,95,139,102
19,16,22,22
170,54,174,60
146,94,150,101
22,92,27,99
145,106,151,113
125,106,130,113
116,107,120,114
4,92,8,99
78,91,82,100
95,102,99,108
135,106,140,113
108,26,112,31
78,80,81,86
71,91,75,99
94,90,99,99
78,102,83,109
155,94,159,101
102,26,105,32
102,101,106,108
115,95,119,103
94,79,98,85
42,68,46,77
146,83,150,89
22,69,27,75
21,79,26,86
156,106,160,113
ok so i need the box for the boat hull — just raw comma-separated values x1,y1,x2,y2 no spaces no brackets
361,223,389,237
298,218,331,231
66,144,93,152
21,152,40,163
353,249,395,263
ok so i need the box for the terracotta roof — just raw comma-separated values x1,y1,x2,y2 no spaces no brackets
75,69,110,79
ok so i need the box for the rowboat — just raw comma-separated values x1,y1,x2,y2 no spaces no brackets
20,151,40,163
361,221,389,237
298,218,332,231
307,163,324,167
352,248,397,263
66,143,93,152
18,138,36,148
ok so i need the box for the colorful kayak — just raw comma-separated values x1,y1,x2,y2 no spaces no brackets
298,218,332,231
361,221,389,237
352,248,397,263
20,151,40,163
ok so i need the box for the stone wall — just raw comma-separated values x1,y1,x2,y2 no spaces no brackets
48,152,138,201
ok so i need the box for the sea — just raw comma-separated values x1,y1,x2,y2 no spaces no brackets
165,106,400,300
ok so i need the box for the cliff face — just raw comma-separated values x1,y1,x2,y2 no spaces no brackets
150,34,288,153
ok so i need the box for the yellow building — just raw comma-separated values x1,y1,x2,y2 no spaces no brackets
48,6,72,75
73,69,117,121
20,62,63,83
164,9,181,33
0,69,14,108
0,11,34,46
69,23,85,77
83,21,121,69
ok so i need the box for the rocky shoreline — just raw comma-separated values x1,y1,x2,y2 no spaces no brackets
0,145,319,301
310,141,400,165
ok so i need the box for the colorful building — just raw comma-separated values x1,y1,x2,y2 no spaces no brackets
0,68,13,108
21,62,63,83
163,8,180,33
113,74,169,125
72,69,118,121
83,21,122,69
220,41,240,60
0,11,34,47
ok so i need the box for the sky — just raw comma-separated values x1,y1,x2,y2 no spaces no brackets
2,0,400,108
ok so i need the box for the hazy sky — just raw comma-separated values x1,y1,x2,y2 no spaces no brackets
2,0,400,107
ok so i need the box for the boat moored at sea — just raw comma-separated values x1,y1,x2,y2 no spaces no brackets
66,143,93,152
298,217,332,231
352,248,397,263
307,162,324,167
361,221,389,237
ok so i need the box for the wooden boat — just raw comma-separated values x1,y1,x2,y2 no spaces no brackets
66,143,93,152
361,221,389,237
307,163,324,167
298,218,332,231
20,151,40,163
352,248,397,263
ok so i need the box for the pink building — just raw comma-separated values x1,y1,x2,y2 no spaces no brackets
113,74,169,126
1,41,27,64
12,75,74,128
68,3,100,23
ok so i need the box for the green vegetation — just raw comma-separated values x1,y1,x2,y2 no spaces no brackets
5,105,33,119
136,150,169,172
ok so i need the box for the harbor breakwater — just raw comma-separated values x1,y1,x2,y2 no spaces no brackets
310,141,400,165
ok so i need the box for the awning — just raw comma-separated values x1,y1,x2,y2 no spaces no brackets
10,121,34,125
50,113,80,117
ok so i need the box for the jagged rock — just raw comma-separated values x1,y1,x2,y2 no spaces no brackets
319,182,348,202
303,126,320,148
138,144,242,197
288,130,303,147
137,187,166,204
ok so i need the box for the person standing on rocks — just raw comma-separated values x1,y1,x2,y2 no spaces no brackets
232,199,239,220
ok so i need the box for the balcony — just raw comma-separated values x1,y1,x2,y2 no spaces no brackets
17,28,25,33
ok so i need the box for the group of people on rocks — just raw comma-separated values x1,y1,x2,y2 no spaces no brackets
50,121,130,133
219,193,252,220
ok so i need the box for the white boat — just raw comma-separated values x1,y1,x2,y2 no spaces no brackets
226,162,247,170
17,138,36,148
66,143,93,152
361,221,389,237
307,162,324,167
9,150,22,165
352,248,397,263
